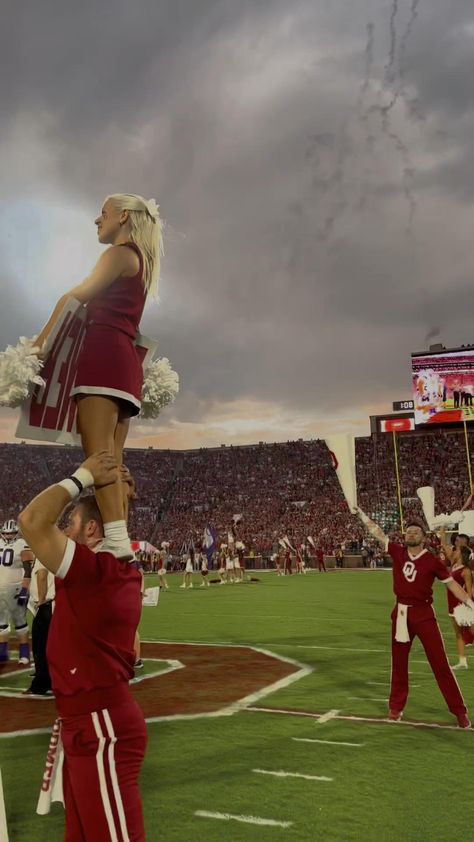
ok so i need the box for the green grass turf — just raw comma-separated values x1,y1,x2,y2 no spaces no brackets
2,570,474,840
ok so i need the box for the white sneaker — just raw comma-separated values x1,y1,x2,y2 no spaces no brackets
189,583,193,588
452,663,468,670
18,657,30,665
180,584,186,589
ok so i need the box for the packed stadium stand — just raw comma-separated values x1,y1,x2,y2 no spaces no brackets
1,427,473,554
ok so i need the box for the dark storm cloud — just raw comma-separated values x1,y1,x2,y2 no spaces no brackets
2,0,474,436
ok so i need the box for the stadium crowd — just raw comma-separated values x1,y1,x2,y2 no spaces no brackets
1,429,473,558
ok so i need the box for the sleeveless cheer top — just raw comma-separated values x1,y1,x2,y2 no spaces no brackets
85,242,146,339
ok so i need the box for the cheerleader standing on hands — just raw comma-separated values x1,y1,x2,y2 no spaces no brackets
34,193,163,560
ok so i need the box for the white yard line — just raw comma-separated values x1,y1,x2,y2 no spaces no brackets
195,810,292,828
0,768,9,842
0,659,184,698
367,682,420,688
253,768,333,782
246,706,469,731
316,709,340,723
348,697,388,702
292,737,364,747
129,659,184,685
142,638,388,654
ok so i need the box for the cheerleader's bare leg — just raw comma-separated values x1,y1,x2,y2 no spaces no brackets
115,414,131,521
77,395,133,559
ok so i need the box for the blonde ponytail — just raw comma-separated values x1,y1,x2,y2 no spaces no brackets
106,193,163,297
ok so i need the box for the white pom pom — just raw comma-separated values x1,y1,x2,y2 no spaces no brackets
139,357,179,419
0,337,45,408
453,604,474,627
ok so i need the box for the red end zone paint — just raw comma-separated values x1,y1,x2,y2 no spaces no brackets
0,642,303,734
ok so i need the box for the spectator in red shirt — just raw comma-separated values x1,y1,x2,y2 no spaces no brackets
18,451,147,842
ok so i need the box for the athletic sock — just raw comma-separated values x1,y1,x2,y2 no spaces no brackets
104,520,129,543
19,642,30,661
459,657,468,667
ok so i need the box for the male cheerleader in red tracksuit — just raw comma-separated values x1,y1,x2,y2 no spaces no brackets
19,452,147,841
355,511,474,728
316,547,326,572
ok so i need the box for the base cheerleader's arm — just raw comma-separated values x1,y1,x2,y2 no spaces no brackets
35,247,134,351
436,526,455,565
18,452,118,575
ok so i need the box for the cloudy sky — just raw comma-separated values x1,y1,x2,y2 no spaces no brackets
1,0,474,449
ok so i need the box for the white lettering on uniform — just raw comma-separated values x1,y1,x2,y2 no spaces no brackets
402,561,417,583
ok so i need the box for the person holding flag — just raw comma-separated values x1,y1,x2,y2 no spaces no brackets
202,525,217,569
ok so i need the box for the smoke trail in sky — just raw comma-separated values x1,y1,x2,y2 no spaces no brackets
357,22,376,209
385,0,399,86
424,326,441,344
383,0,423,121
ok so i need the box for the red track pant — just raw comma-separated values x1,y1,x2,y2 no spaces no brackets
61,697,147,841
389,603,467,716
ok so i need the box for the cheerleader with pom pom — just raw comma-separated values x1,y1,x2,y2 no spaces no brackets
31,193,164,560
439,527,474,669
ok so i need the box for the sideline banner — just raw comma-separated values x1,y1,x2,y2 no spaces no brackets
16,299,157,445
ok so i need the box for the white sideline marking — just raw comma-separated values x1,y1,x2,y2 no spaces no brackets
367,682,420,688
0,768,9,841
143,638,388,654
253,768,332,782
129,658,184,685
349,697,388,702
293,738,364,747
0,643,311,739
246,706,469,731
143,644,312,726
0,659,183,698
316,709,340,723
195,810,292,828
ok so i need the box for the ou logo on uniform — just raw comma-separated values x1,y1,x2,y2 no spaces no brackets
403,561,417,583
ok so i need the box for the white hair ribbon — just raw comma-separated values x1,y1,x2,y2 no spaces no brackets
145,198,160,221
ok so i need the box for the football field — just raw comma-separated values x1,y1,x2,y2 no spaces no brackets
1,570,474,841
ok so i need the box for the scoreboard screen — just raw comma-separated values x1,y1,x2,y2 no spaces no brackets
412,348,474,425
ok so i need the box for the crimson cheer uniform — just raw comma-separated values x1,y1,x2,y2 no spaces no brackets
447,565,467,616
316,549,326,571
387,541,467,717
47,538,147,841
447,565,474,646
71,242,146,416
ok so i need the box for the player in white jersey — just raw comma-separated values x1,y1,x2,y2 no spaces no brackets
0,519,34,663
